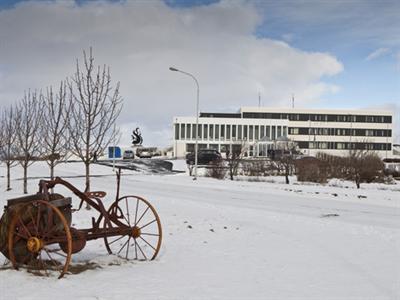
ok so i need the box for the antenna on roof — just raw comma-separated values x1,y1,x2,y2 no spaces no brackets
258,92,261,107
292,94,295,108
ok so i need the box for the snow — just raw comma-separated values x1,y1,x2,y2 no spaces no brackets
0,161,399,299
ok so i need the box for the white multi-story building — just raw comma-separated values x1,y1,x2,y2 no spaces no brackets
173,107,394,158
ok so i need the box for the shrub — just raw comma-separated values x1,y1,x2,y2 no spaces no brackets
295,157,328,183
349,152,384,187
317,151,384,188
241,160,275,177
206,161,227,180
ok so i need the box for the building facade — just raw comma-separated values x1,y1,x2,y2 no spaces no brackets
173,107,394,158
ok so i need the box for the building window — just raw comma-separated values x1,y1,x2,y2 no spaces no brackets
215,125,220,140
186,144,194,152
232,125,237,139
260,126,265,139
366,129,374,136
192,124,196,140
255,125,259,140
243,125,248,140
283,126,287,137
198,124,202,139
175,124,179,140
186,124,191,140
266,126,270,138
203,124,208,139
384,116,392,123
220,144,229,153
289,127,298,135
221,125,225,140
209,124,214,139
277,126,282,138
226,125,231,140
238,125,242,140
366,116,374,122
249,125,253,141
180,124,185,139
272,126,276,140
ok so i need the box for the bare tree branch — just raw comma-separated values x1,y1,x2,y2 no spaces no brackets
0,106,18,190
14,90,44,193
68,48,123,195
42,80,72,180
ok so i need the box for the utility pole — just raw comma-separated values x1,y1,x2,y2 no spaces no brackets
169,67,200,180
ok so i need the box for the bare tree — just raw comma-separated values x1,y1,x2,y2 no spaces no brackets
226,142,246,180
348,149,384,189
42,81,71,180
0,106,18,190
68,48,122,194
226,151,242,180
15,90,43,193
272,138,297,184
276,155,295,184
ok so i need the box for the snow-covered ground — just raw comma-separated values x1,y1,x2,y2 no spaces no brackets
0,161,399,300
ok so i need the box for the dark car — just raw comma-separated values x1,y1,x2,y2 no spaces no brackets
186,149,222,165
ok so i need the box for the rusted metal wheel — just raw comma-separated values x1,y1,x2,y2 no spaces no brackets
7,200,72,279
104,195,162,261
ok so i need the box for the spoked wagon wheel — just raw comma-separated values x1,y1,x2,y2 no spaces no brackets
104,195,162,261
7,200,72,279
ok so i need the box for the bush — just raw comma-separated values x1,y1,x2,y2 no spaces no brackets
295,157,328,183
349,152,384,187
317,151,384,188
241,160,274,177
206,161,227,179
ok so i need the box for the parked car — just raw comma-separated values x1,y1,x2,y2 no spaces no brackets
186,149,222,165
123,150,135,159
136,147,157,158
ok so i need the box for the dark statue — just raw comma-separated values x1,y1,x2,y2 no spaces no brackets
132,127,143,145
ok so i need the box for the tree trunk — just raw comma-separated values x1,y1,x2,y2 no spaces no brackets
355,173,360,189
6,161,11,191
84,161,90,192
85,161,91,210
285,166,290,184
50,160,55,181
23,161,28,194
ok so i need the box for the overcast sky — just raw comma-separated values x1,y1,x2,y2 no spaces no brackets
0,0,399,146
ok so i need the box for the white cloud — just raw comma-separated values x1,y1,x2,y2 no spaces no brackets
366,48,391,61
0,0,343,147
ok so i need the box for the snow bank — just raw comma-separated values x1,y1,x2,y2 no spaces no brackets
0,161,399,299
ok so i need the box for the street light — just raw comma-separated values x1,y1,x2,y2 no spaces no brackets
169,66,200,180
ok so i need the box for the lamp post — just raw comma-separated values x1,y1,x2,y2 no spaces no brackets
169,67,200,180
